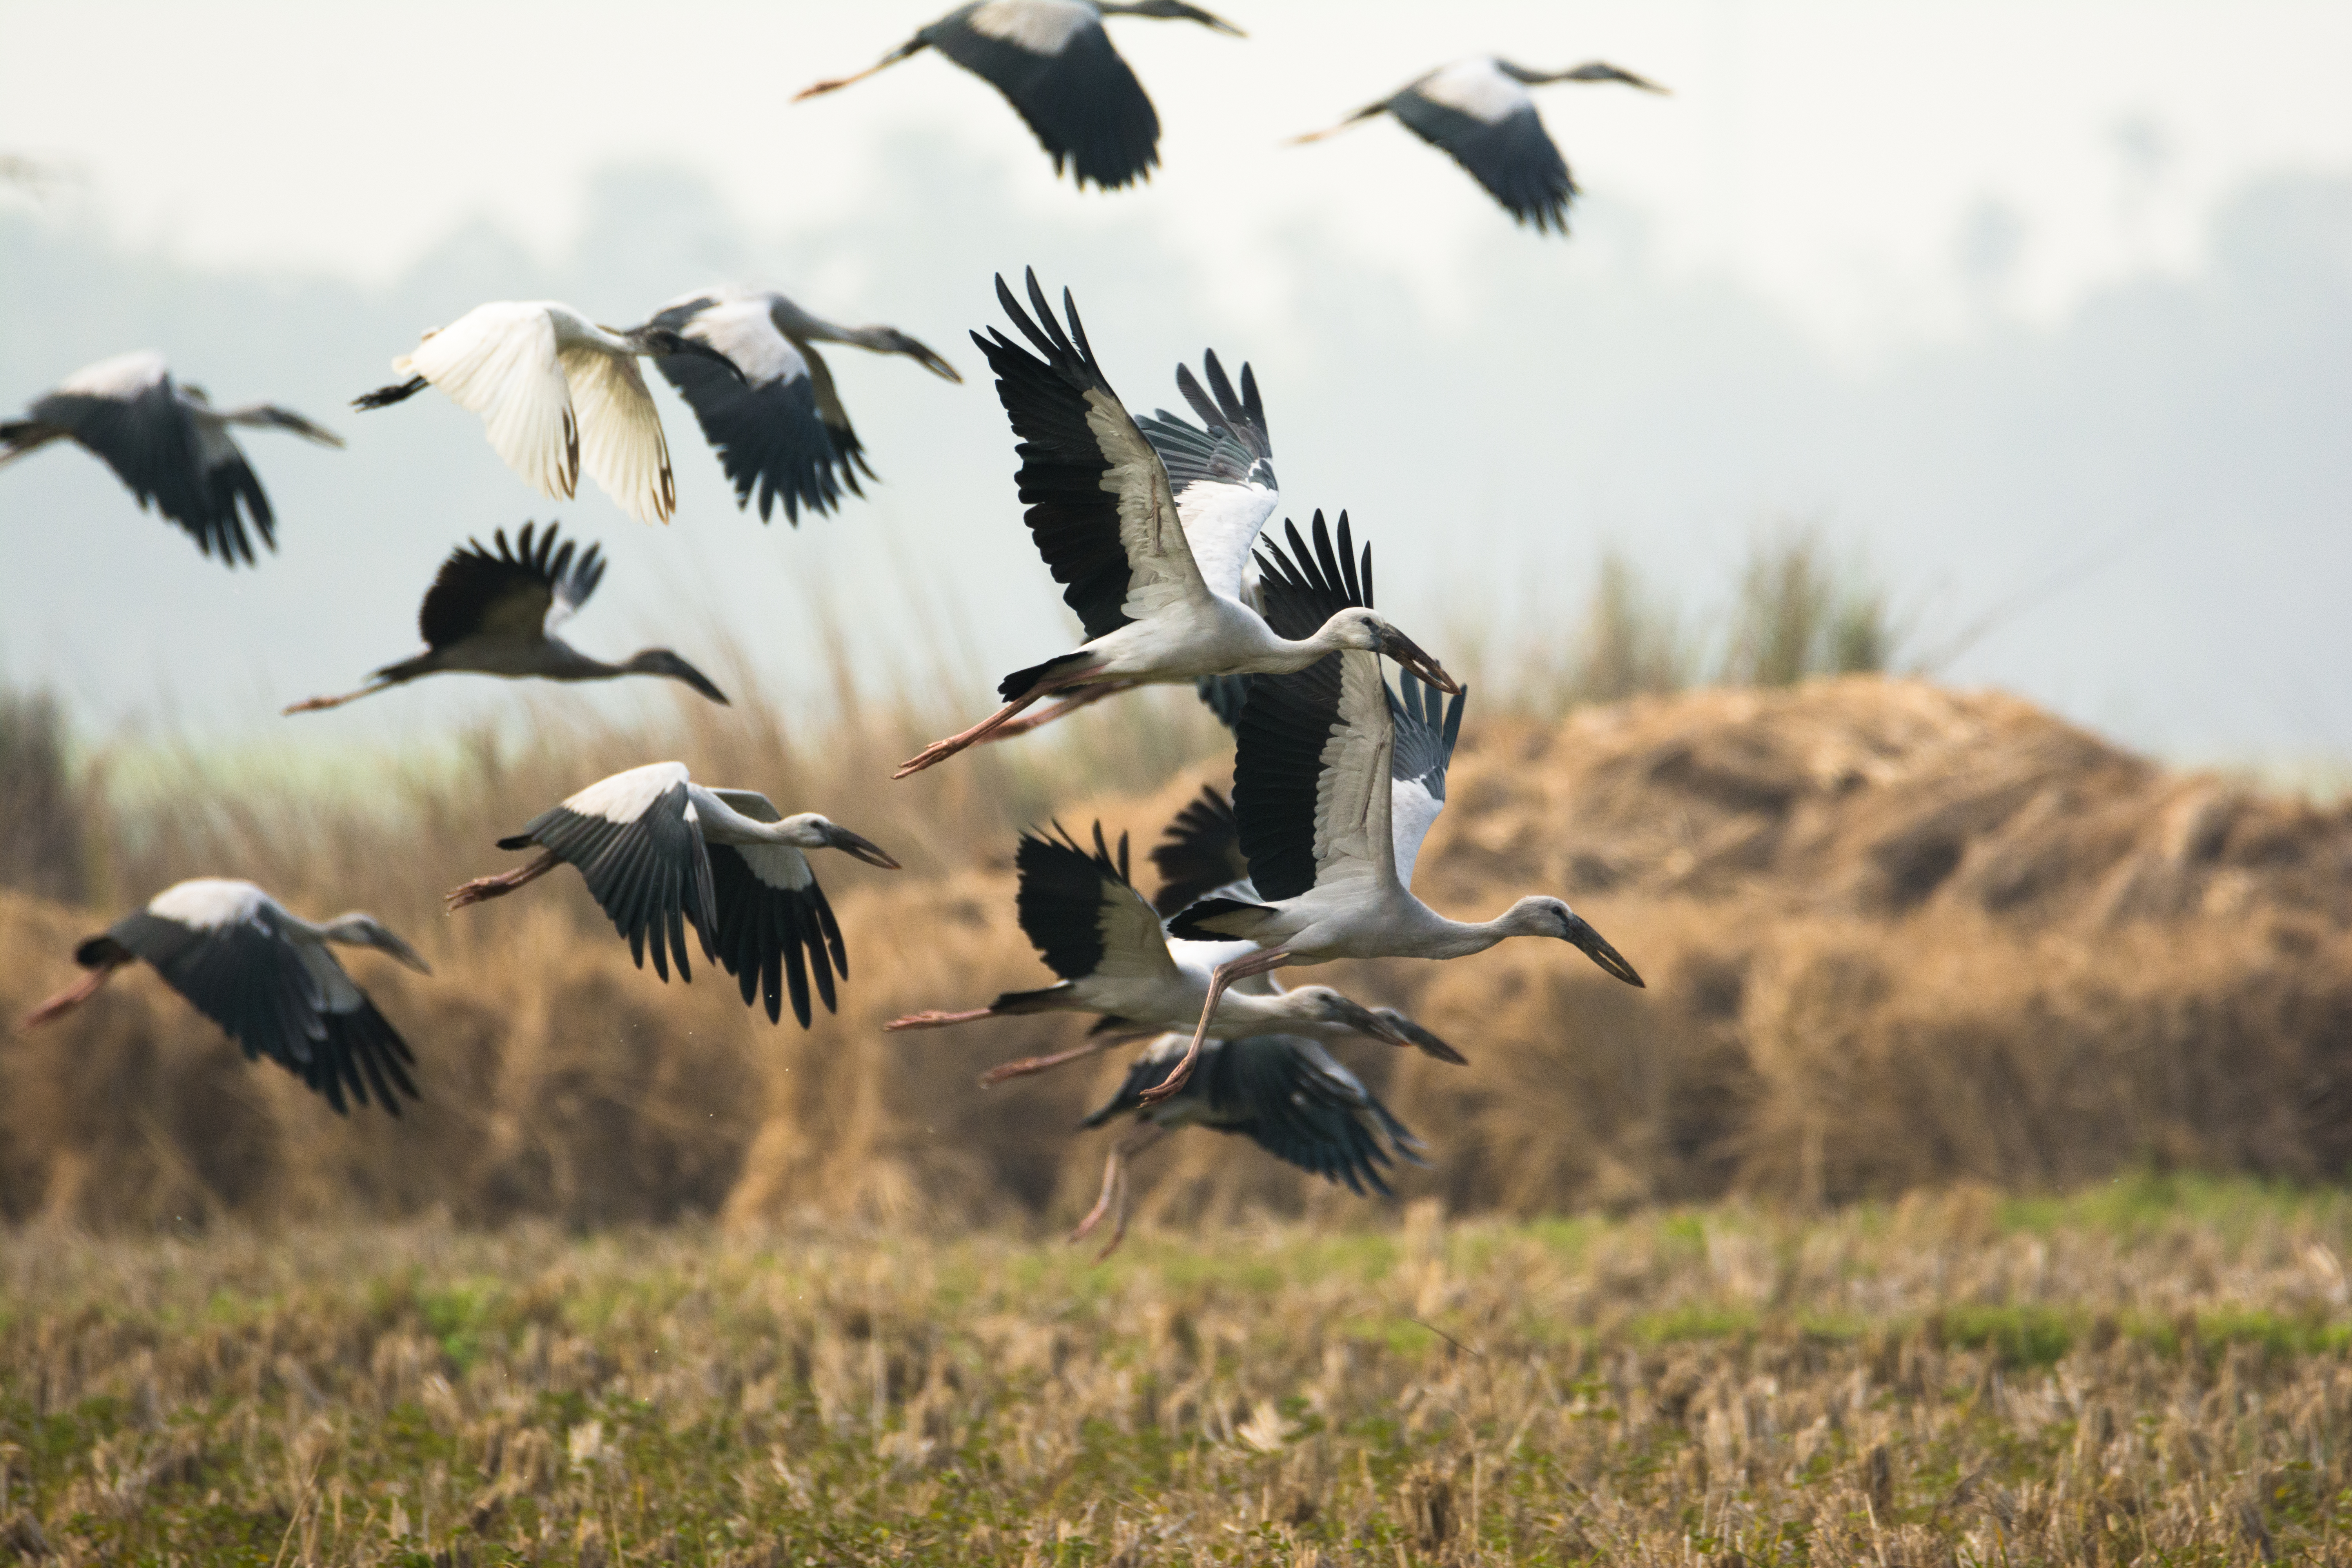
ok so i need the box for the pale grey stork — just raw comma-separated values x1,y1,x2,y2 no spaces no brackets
1069,1030,1426,1258
353,302,745,525
795,0,1244,192
645,287,960,525
446,762,900,1027
894,272,1457,776
284,522,727,713
20,878,429,1116
1,351,343,566
1154,514,1646,1102
1293,58,1666,234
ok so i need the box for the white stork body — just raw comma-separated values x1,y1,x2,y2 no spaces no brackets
353,301,746,525
20,877,431,1116
895,272,1458,776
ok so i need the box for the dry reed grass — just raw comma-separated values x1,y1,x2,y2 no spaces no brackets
4,1188,2352,1564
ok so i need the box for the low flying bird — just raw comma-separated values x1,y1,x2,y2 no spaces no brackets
885,818,1464,1071
795,1,1243,193
20,879,429,1116
446,762,900,1027
1154,517,1646,1102
1293,58,1666,234
1,351,342,566
894,271,1457,776
353,302,745,525
1068,1030,1426,1258
285,522,726,713
647,287,960,525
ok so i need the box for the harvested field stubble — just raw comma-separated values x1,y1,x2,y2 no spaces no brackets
5,676,2352,1230
5,1189,2352,1564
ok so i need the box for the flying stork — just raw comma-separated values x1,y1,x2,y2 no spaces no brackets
894,271,1458,776
20,878,430,1116
1293,58,1666,234
1152,515,1647,1102
285,522,728,713
353,302,745,525
795,1,1245,192
2,351,343,566
646,287,960,525
1067,1029,1427,1258
446,762,900,1027
884,815,1465,1073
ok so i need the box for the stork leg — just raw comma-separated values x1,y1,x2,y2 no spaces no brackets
19,956,129,1029
1138,947,1294,1107
793,40,925,100
978,681,1142,742
1071,1123,1167,1261
976,1034,1119,1088
894,664,1107,778
882,1006,1000,1031
445,851,562,911
283,681,391,715
1287,105,1387,145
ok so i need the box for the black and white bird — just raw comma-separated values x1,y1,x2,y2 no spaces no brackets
646,287,960,526
20,878,429,1116
1068,1030,1426,1258
1152,517,1646,1102
354,302,745,525
446,762,900,1027
795,0,1244,192
895,272,1457,775
1293,58,1666,234
1,351,343,566
285,522,727,713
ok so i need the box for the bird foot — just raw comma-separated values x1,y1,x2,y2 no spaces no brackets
883,1008,993,1032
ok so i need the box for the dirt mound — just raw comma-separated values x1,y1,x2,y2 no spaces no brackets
5,677,2348,1231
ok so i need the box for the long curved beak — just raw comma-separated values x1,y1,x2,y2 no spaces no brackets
375,929,434,976
668,657,731,706
1328,996,1414,1048
889,332,963,384
1198,9,1246,37
1563,914,1643,988
1374,1007,1467,1065
1379,628,1464,695
825,824,903,870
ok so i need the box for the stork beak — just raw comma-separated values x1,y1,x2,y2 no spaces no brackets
1563,914,1643,988
1198,9,1247,37
889,332,964,383
374,928,434,976
666,655,731,706
1327,996,1414,1048
1378,628,1464,695
824,824,903,870
1374,1007,1467,1065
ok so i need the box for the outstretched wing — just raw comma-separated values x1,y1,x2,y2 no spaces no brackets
500,761,717,981
706,841,846,1029
1221,1035,1422,1196
1386,671,1468,891
1149,784,1256,916
652,293,858,525
970,269,1208,641
563,345,677,524
403,302,580,501
25,353,242,564
1135,349,1278,603
417,521,601,649
922,5,1161,191
1392,64,1574,233
1014,821,1183,985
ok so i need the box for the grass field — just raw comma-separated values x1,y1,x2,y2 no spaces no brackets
6,1178,2352,1566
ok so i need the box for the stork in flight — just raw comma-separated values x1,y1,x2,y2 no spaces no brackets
1153,514,1646,1102
795,1,1244,192
2,351,342,566
648,287,960,525
884,815,1465,1074
354,302,745,525
894,271,1458,775
1293,58,1666,234
285,522,727,713
1067,1029,1426,1258
447,762,900,1027
21,878,429,1116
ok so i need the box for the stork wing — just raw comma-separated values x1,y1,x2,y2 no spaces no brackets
1014,822,1183,985
402,302,580,501
1222,1035,1416,1196
1079,1033,1217,1127
1386,670,1467,891
562,345,677,524
1229,512,1395,901
185,409,276,564
1135,350,1278,603
27,353,239,564
798,343,875,492
972,270,1209,641
652,294,854,525
1392,89,1574,233
502,761,717,981
417,521,598,648
922,5,1160,191
1149,784,1257,916
706,842,845,1029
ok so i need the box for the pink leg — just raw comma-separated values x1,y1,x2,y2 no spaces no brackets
1072,1124,1166,1261
282,683,388,715
978,681,1140,743
20,959,125,1029
883,1007,1000,1032
977,1035,1118,1087
894,665,1107,778
1138,948,1292,1106
445,851,561,912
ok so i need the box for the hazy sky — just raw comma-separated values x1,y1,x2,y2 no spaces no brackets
2,1,2349,764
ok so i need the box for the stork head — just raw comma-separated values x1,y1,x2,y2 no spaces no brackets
1509,897,1644,987
621,325,749,381
779,815,904,870
321,914,434,975
1103,0,1245,35
626,649,731,706
1282,986,1415,1047
1323,610,1463,695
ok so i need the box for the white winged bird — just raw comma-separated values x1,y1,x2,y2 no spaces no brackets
885,815,1466,1077
285,522,727,713
1067,1030,1426,1258
1152,519,1647,1102
2,350,343,566
353,302,746,525
1293,58,1666,234
646,287,961,526
795,1,1243,192
894,271,1458,775
447,762,900,1027
20,879,430,1116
